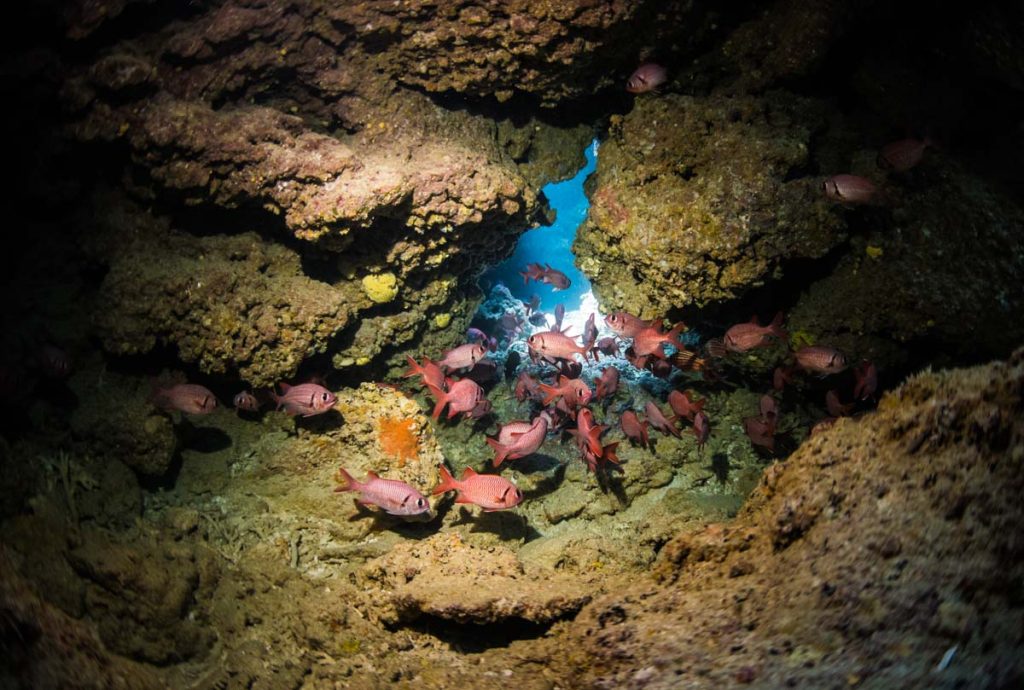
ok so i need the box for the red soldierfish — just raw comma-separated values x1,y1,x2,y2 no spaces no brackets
877,138,930,172
626,63,667,93
467,398,493,420
580,440,620,473
604,312,656,339
233,391,260,412
571,408,607,456
527,330,590,362
773,366,795,392
723,313,787,353
334,468,431,517
537,375,593,408
692,411,710,451
822,174,881,205
620,410,649,447
404,355,446,391
624,346,650,370
487,415,549,467
433,465,523,511
668,390,705,422
466,327,488,343
514,371,543,402
645,401,680,438
853,360,877,401
426,378,484,420
437,343,487,371
743,415,775,452
520,263,571,291
759,394,779,420
542,266,571,291
582,313,598,349
273,382,336,417
632,323,686,359
152,383,218,415
595,367,620,400
594,337,620,359
795,346,848,376
554,303,566,331
519,262,546,284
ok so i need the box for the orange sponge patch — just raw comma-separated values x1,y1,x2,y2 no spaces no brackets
377,417,419,466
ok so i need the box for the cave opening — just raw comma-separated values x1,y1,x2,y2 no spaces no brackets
478,137,599,319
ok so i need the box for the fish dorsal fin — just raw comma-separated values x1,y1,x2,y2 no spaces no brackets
366,470,379,480
462,467,478,478
748,315,759,324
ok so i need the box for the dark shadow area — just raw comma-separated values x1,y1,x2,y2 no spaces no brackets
177,419,232,454
397,612,556,653
596,468,628,505
291,409,345,434
517,458,566,503
448,506,541,542
708,452,732,485
136,452,183,493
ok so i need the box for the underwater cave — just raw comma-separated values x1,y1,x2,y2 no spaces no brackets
2,0,1024,688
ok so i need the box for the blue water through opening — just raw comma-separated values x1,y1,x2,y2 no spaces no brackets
479,139,598,313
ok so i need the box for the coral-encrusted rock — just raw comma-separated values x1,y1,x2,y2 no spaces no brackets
66,528,219,665
69,370,178,477
717,0,870,92
327,0,710,107
557,349,1024,688
332,384,446,515
357,533,592,625
0,546,163,688
787,161,1024,369
93,222,355,387
576,92,845,317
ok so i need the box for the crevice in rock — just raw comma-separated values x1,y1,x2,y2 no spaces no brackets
393,613,558,652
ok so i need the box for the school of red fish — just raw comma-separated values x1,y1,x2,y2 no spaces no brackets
8,66,908,521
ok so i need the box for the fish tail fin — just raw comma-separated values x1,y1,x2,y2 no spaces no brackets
667,322,687,349
705,338,727,359
433,465,457,495
486,438,510,468
670,348,705,371
425,383,447,420
402,356,422,379
333,467,360,493
537,382,559,406
641,421,650,447
769,312,788,342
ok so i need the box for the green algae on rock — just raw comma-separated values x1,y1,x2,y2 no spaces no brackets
94,223,354,388
575,91,845,318
787,160,1024,371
